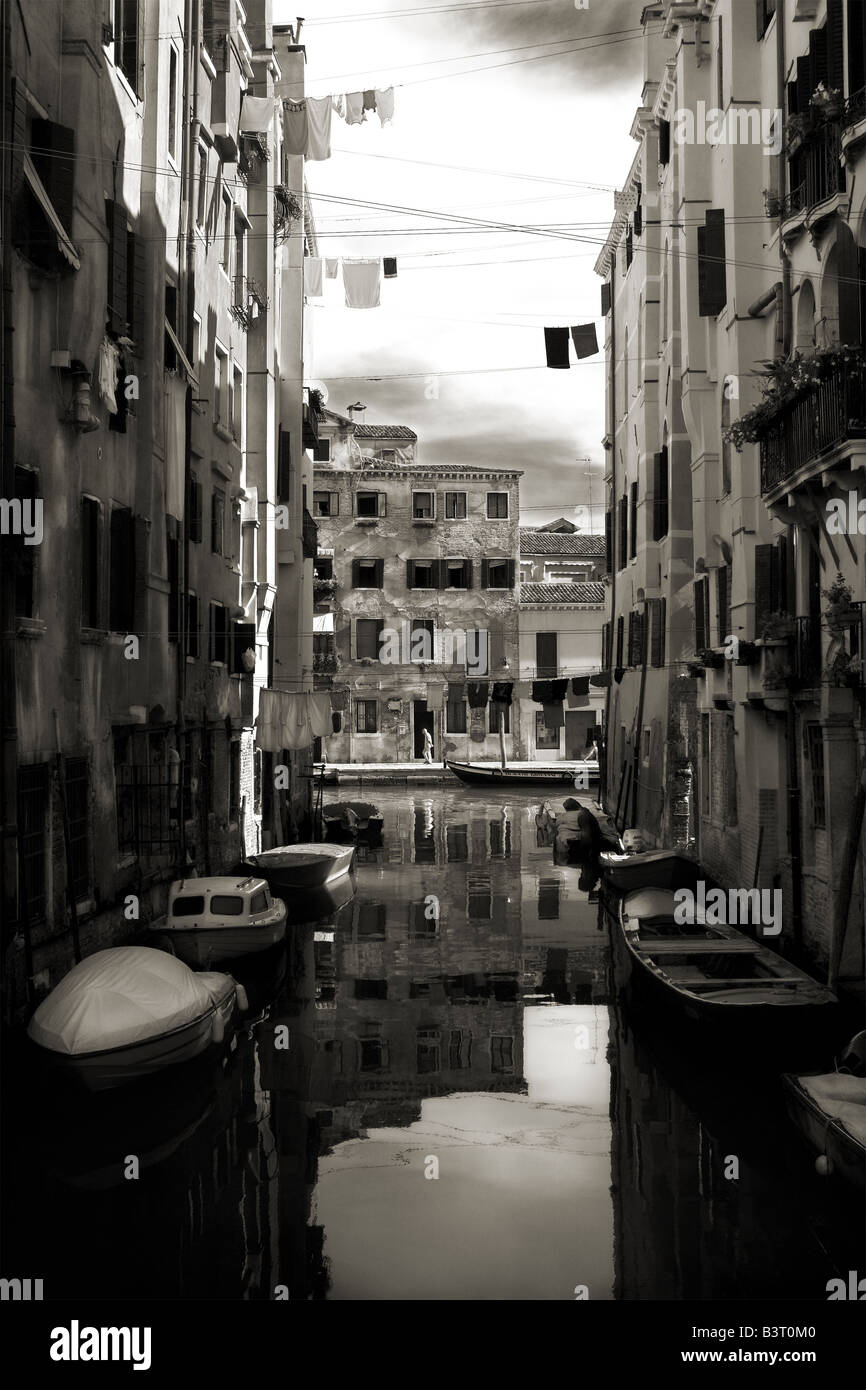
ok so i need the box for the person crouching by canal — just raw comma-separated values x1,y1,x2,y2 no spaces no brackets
422,727,434,764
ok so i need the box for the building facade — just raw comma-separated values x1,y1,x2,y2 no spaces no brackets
312,409,524,763
1,0,315,1017
596,0,865,986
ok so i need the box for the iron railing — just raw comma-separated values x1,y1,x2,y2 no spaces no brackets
760,359,866,494
785,120,846,217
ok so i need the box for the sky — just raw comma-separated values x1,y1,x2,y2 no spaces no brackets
275,0,645,529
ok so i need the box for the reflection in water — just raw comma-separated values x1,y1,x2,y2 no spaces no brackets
3,788,862,1301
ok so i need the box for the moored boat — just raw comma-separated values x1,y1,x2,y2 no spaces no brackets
445,759,599,788
244,841,355,890
322,800,384,840
599,848,703,893
27,947,244,1092
783,1033,866,1190
612,886,837,1025
150,875,287,967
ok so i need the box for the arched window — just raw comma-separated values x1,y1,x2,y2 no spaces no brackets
795,279,816,352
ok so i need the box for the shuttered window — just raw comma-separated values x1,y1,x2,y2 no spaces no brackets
602,621,611,669
694,576,710,652
629,481,638,559
697,210,727,317
64,757,90,900
753,542,781,637
115,1,141,94
32,117,75,233
604,508,613,573
601,282,611,316
444,558,471,589
106,199,129,334
277,427,291,503
355,699,378,734
658,118,670,166
188,475,203,543
352,558,384,588
81,498,100,628
482,558,514,589
652,447,669,540
615,615,624,667
356,619,384,660
618,496,628,570
627,610,644,667
210,602,228,664
649,597,666,668
536,632,558,678
716,565,732,647
109,508,136,632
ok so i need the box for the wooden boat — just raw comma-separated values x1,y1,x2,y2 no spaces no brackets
322,800,384,839
613,886,837,1025
149,875,287,967
599,849,703,893
244,841,355,890
783,1033,866,1190
446,759,599,787
564,796,624,852
281,868,356,927
27,947,245,1092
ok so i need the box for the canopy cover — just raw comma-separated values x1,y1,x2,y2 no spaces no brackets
27,947,232,1056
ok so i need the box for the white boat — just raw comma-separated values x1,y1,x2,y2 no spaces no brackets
27,947,244,1092
783,1032,866,1190
244,842,355,890
150,875,287,967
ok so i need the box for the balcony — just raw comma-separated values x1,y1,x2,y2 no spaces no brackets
313,651,338,675
303,388,324,449
302,508,318,560
313,576,337,603
759,357,866,498
783,120,846,230
230,275,268,329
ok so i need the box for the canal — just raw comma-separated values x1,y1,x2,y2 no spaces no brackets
4,786,863,1301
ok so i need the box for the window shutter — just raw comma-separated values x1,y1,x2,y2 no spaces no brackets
716,565,729,646
652,449,669,540
374,557,384,587
435,558,445,589
808,27,827,94
836,222,862,346
277,426,291,502
377,492,386,517
658,118,670,165
796,54,811,115
650,597,666,668
604,508,613,573
463,558,473,588
601,282,611,316
618,496,628,569
625,225,633,268
406,559,415,588
481,558,489,588
351,559,361,588
189,477,203,543
133,515,149,635
698,210,726,317
9,80,28,200
627,610,635,666
601,621,610,668
616,615,624,666
754,543,778,636
130,231,147,343
847,0,865,96
106,199,129,334
786,79,798,118
694,577,707,651
506,559,516,589
629,480,638,558
776,533,790,617
32,118,75,231
634,204,642,238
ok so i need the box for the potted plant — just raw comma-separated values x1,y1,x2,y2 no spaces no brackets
763,189,783,219
686,661,706,679
822,573,860,637
811,83,843,120
761,611,796,641
784,111,812,154
735,640,761,666
697,648,726,670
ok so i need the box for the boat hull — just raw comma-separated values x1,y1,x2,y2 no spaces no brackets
599,850,703,893
150,920,286,967
33,985,237,1093
446,760,599,787
783,1073,866,1191
244,843,355,890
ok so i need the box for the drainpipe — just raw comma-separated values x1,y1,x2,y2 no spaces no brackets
602,256,617,810
776,3,792,355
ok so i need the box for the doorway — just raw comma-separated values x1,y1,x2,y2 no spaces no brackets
413,701,435,759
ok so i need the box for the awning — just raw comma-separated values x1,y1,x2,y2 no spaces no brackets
22,152,80,270
164,319,199,386
313,612,334,633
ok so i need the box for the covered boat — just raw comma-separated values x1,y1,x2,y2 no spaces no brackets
322,800,383,840
150,875,287,967
27,947,242,1091
243,841,355,891
599,849,703,893
445,760,599,787
783,1033,866,1190
613,887,837,1025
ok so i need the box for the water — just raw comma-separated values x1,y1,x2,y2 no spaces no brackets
3,787,863,1301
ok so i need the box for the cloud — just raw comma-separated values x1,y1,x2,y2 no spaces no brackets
460,0,644,90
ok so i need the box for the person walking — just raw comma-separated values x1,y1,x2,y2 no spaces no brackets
422,727,434,764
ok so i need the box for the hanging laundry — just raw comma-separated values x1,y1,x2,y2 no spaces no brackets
306,96,332,161
330,688,349,711
544,326,570,369
565,685,581,709
375,87,395,125
98,338,120,413
572,676,590,696
614,667,626,683
466,681,489,709
344,92,366,125
469,707,487,741
343,258,381,309
240,95,275,132
590,670,612,688
426,684,444,712
383,257,398,279
513,680,532,700
362,89,376,111
324,258,340,279
571,323,599,359
532,678,566,704
542,700,565,731
331,94,345,120
286,691,313,748
304,256,324,298
283,100,308,155
491,681,513,706
309,692,333,738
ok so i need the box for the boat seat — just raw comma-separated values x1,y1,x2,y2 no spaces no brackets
635,938,760,954
659,975,808,988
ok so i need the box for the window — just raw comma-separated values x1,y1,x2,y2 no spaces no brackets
64,757,90,900
114,0,140,95
412,491,434,519
352,558,383,588
536,712,559,749
211,894,244,916
172,895,206,917
109,508,135,632
444,558,471,589
357,903,387,940
618,496,628,570
313,438,331,462
18,764,49,923
649,597,666,668
716,565,731,647
806,725,826,829
229,741,240,820
694,575,710,651
12,467,38,618
355,491,383,517
214,345,227,425
359,1038,387,1070
314,556,333,580
250,889,268,914
355,699,378,733
449,1030,472,1070
488,702,510,734
234,216,246,297
192,314,201,369
536,631,558,678
653,446,669,540
701,713,711,817
313,491,338,517
416,1029,441,1074
187,592,200,658
196,143,208,229
697,209,727,318
491,1036,514,1074
354,978,387,1000
484,558,513,589
629,481,638,560
164,282,178,371
445,491,466,519
658,117,670,166
230,363,243,444
188,474,203,543
168,46,179,162
356,619,383,660
211,488,225,554
221,191,232,272
721,393,731,496
537,879,560,919
487,493,508,519
167,532,179,643
409,620,435,662
446,695,467,733
408,559,437,589
81,498,100,628
210,602,228,663
446,824,468,861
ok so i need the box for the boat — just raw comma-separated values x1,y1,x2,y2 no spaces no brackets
26,947,245,1092
281,869,357,927
612,886,837,1025
783,1033,866,1190
562,795,624,852
149,875,287,967
599,849,703,893
445,759,599,787
321,800,383,840
243,841,355,890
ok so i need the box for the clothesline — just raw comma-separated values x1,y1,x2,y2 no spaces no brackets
304,253,397,307
281,89,395,164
